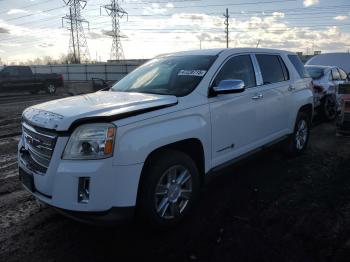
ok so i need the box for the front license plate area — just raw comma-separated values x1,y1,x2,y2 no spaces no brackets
19,168,36,192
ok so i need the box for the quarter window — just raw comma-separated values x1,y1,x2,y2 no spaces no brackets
288,55,308,78
214,55,256,88
256,54,287,84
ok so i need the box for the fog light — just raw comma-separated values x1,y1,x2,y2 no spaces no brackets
78,177,90,204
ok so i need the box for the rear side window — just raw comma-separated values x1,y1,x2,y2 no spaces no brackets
214,55,256,88
18,67,32,76
256,54,287,84
288,55,307,78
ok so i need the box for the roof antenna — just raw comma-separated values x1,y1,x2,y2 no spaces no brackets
256,40,260,48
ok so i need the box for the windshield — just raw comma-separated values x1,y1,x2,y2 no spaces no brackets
111,55,216,96
305,67,325,80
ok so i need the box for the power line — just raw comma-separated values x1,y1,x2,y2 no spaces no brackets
0,0,53,15
3,6,66,22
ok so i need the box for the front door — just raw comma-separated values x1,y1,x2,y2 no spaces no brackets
209,54,262,167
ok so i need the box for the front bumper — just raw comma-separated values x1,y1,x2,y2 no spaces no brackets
18,136,144,224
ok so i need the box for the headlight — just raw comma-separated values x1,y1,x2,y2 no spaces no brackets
63,123,116,160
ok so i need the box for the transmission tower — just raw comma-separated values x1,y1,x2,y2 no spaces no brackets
101,0,128,61
62,0,90,63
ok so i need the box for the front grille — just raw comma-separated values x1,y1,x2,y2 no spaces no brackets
21,122,57,174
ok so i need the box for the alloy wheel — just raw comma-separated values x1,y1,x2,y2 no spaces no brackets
295,119,308,150
154,165,192,219
47,84,56,94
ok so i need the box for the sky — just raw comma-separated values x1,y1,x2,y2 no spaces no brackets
0,0,350,63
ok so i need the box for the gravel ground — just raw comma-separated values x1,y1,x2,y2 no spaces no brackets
0,92,349,262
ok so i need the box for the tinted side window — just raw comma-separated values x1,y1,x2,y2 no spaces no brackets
256,54,285,84
2,67,19,76
288,55,307,78
18,67,32,76
331,69,341,80
338,68,348,80
214,55,256,88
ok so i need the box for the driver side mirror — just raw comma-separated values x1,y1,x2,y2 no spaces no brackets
347,73,350,81
212,79,245,95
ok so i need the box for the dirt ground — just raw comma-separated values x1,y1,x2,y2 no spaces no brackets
0,92,349,262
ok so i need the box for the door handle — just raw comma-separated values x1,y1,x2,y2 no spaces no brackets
288,85,296,91
251,93,263,100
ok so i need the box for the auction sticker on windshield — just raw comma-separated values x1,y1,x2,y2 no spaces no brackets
178,70,207,76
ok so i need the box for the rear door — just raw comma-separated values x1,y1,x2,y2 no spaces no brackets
286,54,311,128
253,53,291,140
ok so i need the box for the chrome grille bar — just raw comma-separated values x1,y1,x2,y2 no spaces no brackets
21,122,57,173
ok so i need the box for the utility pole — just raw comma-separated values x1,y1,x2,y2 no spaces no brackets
224,8,229,48
101,0,128,61
62,0,90,63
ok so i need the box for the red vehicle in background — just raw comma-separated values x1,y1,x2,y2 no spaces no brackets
337,84,350,135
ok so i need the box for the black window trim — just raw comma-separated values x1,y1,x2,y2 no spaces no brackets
208,53,258,97
278,56,290,81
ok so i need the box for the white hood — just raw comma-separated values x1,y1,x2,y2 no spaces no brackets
23,91,178,131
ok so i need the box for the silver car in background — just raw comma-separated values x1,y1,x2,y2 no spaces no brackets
305,65,349,121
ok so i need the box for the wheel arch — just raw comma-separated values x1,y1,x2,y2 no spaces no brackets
298,103,313,123
136,138,205,205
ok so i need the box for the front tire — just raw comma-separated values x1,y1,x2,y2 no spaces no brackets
46,83,56,95
284,112,310,156
138,150,200,228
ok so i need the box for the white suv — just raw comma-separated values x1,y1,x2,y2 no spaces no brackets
18,48,313,226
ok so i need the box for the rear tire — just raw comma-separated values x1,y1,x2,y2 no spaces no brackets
46,83,56,95
284,112,310,156
138,150,200,228
321,95,337,121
